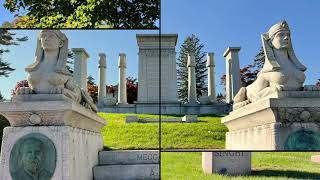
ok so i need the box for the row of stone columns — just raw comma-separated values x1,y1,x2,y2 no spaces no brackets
186,52,217,105
71,48,128,106
97,53,128,106
186,47,241,105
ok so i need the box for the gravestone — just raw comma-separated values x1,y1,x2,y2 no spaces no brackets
222,21,320,150
202,152,251,176
0,30,106,180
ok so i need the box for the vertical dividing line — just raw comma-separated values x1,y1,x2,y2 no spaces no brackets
158,1,162,178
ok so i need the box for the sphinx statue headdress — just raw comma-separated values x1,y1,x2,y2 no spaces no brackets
25,30,72,76
260,20,306,73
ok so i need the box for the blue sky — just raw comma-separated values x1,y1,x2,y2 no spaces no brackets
162,0,320,94
0,30,157,99
1,0,320,99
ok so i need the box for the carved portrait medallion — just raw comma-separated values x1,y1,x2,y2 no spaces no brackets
9,133,56,180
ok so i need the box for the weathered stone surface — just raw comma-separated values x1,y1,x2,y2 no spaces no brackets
233,21,310,110
117,53,128,105
98,150,159,165
207,52,216,102
125,116,139,123
0,126,104,180
222,95,320,150
202,152,251,176
181,115,198,123
223,47,241,104
93,164,159,180
0,94,106,132
136,34,178,103
98,53,107,107
72,48,90,90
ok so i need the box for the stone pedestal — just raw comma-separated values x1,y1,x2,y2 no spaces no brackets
93,150,159,180
222,91,320,150
202,152,251,176
136,34,178,104
98,53,107,107
117,53,128,105
0,94,106,180
223,47,241,103
72,48,90,90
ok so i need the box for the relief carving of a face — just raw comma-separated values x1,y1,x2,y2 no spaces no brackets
40,31,63,51
271,30,291,49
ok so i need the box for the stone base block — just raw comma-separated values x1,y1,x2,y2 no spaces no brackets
182,115,198,123
226,122,320,150
0,126,104,180
222,95,320,150
98,150,159,165
311,155,320,163
99,102,230,115
93,164,159,180
202,152,251,176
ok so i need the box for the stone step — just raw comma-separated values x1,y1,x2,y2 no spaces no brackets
98,150,159,165
93,164,159,180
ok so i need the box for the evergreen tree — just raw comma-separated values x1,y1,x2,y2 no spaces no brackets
177,34,207,103
0,29,28,77
87,75,95,86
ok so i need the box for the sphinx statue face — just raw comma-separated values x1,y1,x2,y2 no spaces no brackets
271,30,291,50
40,31,63,51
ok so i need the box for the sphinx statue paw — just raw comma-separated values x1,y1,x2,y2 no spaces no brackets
50,87,64,94
275,85,285,91
15,87,34,95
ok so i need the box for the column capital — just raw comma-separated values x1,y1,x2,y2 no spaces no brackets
206,52,215,67
98,53,106,68
187,53,196,67
223,47,241,58
118,53,127,68
72,48,90,59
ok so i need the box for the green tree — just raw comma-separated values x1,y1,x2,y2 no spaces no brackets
87,75,95,86
3,0,160,28
177,34,207,103
0,30,28,77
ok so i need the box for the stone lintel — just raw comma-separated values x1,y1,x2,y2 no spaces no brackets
72,48,90,59
223,47,241,58
136,34,178,48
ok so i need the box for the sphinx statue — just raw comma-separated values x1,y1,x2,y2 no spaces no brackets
233,20,318,109
15,30,97,112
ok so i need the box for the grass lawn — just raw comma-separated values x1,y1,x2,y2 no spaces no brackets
160,114,228,149
98,113,159,150
161,152,320,180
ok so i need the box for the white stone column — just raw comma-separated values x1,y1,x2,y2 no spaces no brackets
187,53,199,105
72,48,90,90
117,53,128,105
223,47,241,103
207,52,216,102
98,53,106,106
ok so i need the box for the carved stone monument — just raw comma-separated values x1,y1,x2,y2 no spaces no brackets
0,30,106,180
222,21,320,150
202,152,251,176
